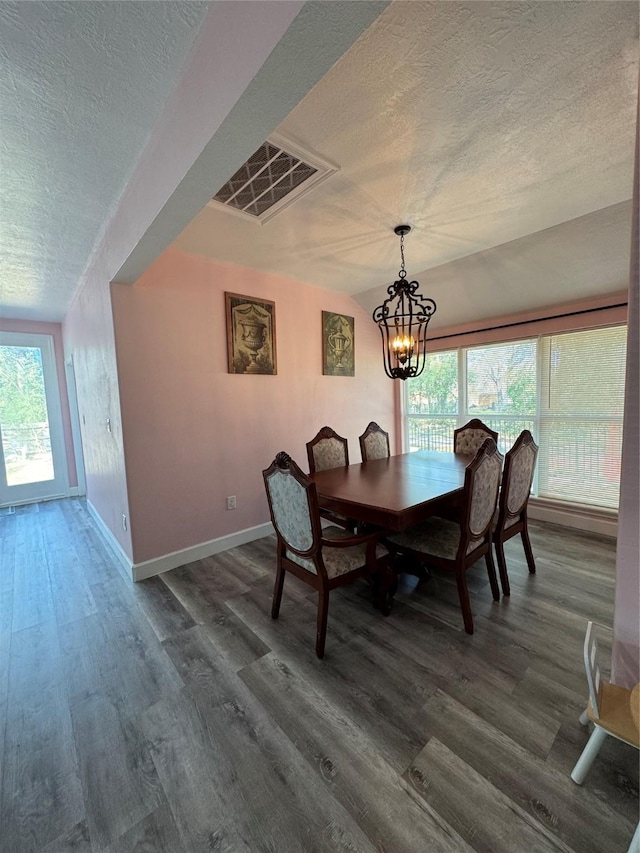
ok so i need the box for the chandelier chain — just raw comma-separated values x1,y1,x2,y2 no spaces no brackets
399,232,406,279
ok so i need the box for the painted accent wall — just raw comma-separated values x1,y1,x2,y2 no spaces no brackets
611,86,639,689
0,318,77,489
63,261,132,558
111,247,395,565
59,2,384,563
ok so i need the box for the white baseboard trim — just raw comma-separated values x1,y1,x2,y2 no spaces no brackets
528,498,617,538
68,486,81,497
86,500,134,576
132,522,275,582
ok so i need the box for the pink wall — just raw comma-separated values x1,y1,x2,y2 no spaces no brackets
611,85,639,689
426,292,629,352
0,318,77,488
63,263,133,558
111,247,395,564
60,3,372,562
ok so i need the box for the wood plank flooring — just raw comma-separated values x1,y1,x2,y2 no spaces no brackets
0,499,637,852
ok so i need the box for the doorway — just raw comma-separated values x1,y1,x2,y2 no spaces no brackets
0,332,69,507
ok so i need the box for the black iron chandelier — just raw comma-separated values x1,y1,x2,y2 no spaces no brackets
372,225,436,380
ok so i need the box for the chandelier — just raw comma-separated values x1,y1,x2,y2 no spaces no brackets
372,225,436,380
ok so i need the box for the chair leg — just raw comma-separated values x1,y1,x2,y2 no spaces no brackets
571,725,608,784
316,587,330,659
627,819,640,853
579,706,589,726
271,563,285,619
485,548,501,601
494,537,511,596
454,568,474,634
521,525,536,574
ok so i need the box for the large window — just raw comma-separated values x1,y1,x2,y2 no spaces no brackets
405,325,627,510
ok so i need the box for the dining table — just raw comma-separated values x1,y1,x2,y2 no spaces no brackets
310,449,473,613
310,449,473,533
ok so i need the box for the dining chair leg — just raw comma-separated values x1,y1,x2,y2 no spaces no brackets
494,537,511,596
485,549,501,601
271,562,285,619
521,525,536,574
316,587,330,659
571,725,608,784
579,706,590,726
455,568,474,634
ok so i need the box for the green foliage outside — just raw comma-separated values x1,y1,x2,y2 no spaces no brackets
407,352,458,414
0,347,48,425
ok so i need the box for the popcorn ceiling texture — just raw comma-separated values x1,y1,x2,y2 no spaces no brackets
176,1,638,322
0,1,208,321
1,0,637,327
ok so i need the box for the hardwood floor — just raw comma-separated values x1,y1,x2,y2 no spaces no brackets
0,499,637,852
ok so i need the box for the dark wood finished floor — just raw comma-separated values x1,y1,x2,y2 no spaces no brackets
0,499,637,852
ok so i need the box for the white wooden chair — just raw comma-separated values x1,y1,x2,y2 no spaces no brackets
571,622,640,851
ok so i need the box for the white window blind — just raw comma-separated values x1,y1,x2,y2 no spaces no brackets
405,324,627,511
538,326,626,508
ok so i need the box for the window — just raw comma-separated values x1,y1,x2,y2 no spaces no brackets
406,351,458,451
405,325,627,510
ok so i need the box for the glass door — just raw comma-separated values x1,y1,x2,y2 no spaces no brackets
0,332,69,506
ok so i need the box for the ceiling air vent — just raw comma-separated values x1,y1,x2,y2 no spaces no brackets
210,133,337,224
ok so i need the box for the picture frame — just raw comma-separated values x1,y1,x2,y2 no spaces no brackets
225,292,277,375
322,311,355,376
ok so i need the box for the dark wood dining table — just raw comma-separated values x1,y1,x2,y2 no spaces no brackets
310,449,473,533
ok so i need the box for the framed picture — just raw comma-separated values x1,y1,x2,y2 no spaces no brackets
225,292,277,375
322,311,355,376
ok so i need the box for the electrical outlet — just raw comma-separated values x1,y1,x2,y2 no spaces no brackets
226,495,236,510
122,514,128,531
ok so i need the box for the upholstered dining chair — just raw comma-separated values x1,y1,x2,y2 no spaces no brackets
493,429,539,596
385,438,503,634
359,421,391,462
306,425,354,530
453,418,499,455
262,452,389,658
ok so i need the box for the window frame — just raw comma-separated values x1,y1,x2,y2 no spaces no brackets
403,322,627,511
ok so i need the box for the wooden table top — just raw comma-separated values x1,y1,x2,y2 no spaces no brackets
310,449,472,532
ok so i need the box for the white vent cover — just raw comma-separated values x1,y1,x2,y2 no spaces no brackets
210,133,337,224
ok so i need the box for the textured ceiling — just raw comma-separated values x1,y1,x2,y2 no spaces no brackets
0,1,637,326
176,0,638,327
0,1,208,321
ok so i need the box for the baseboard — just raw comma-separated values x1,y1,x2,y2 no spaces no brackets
68,486,81,497
132,522,275,582
528,498,617,538
86,500,134,576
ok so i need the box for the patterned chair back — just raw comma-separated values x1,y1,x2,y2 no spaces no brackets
263,453,322,564
306,426,349,473
454,418,499,455
463,439,503,552
500,430,539,528
359,422,390,462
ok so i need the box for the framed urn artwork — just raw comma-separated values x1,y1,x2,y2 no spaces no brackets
225,292,277,375
322,311,355,376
